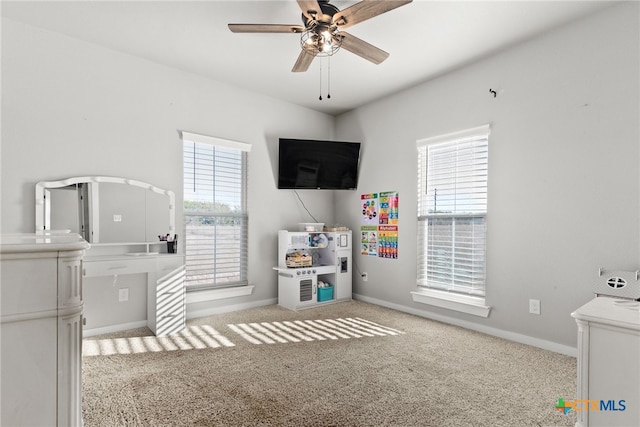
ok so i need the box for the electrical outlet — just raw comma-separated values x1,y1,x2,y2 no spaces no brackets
119,288,129,302
529,299,541,315
113,214,122,222
362,272,368,282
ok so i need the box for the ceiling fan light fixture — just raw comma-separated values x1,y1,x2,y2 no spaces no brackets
229,0,414,73
300,27,341,57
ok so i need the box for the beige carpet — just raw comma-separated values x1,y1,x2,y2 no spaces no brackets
82,300,577,426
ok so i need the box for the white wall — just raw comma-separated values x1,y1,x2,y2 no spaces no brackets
1,18,337,319
334,2,640,349
3,4,639,350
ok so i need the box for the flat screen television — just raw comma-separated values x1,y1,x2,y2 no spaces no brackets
277,138,361,190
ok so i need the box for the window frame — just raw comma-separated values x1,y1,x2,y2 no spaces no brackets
413,125,491,317
180,131,251,293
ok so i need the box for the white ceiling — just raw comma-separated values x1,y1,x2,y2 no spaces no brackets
2,0,615,116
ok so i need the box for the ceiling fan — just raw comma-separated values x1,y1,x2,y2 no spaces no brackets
228,0,413,72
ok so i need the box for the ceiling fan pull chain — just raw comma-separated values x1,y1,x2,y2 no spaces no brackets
319,59,323,101
327,56,331,99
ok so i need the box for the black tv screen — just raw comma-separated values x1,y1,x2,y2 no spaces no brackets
278,138,361,190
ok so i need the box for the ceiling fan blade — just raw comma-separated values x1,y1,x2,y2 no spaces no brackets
333,0,412,29
297,0,324,21
228,24,304,33
292,50,317,72
339,32,389,64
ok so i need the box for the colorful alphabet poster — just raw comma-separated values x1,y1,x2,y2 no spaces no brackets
359,191,399,259
378,225,398,259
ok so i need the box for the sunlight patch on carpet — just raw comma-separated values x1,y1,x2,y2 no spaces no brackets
83,325,235,356
83,318,404,356
228,317,404,345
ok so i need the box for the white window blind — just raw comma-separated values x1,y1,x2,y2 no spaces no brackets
417,125,490,296
181,132,250,290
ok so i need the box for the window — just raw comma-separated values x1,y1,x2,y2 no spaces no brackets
416,125,490,299
181,131,251,290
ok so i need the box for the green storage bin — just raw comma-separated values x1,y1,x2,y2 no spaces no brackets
317,285,334,302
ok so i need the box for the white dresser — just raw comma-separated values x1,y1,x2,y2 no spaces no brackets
1,233,89,427
572,297,640,427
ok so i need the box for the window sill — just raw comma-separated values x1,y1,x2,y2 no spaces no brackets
411,288,491,318
186,285,254,304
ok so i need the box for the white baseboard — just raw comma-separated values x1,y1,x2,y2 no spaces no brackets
186,297,277,320
186,285,255,304
84,295,577,358
84,320,148,338
83,299,278,337
82,298,277,337
353,293,577,357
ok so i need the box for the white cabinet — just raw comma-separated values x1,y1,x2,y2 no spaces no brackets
275,230,352,310
148,257,186,336
1,233,89,427
83,242,185,336
571,297,640,427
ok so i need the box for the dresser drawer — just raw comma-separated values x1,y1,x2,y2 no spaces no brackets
157,256,184,275
1,257,58,316
83,258,155,277
156,308,185,337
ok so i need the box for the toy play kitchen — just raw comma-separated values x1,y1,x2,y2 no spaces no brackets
274,224,352,310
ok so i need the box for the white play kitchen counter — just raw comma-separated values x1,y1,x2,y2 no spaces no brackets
572,296,640,427
0,233,89,426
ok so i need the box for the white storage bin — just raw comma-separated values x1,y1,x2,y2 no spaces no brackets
298,222,324,232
